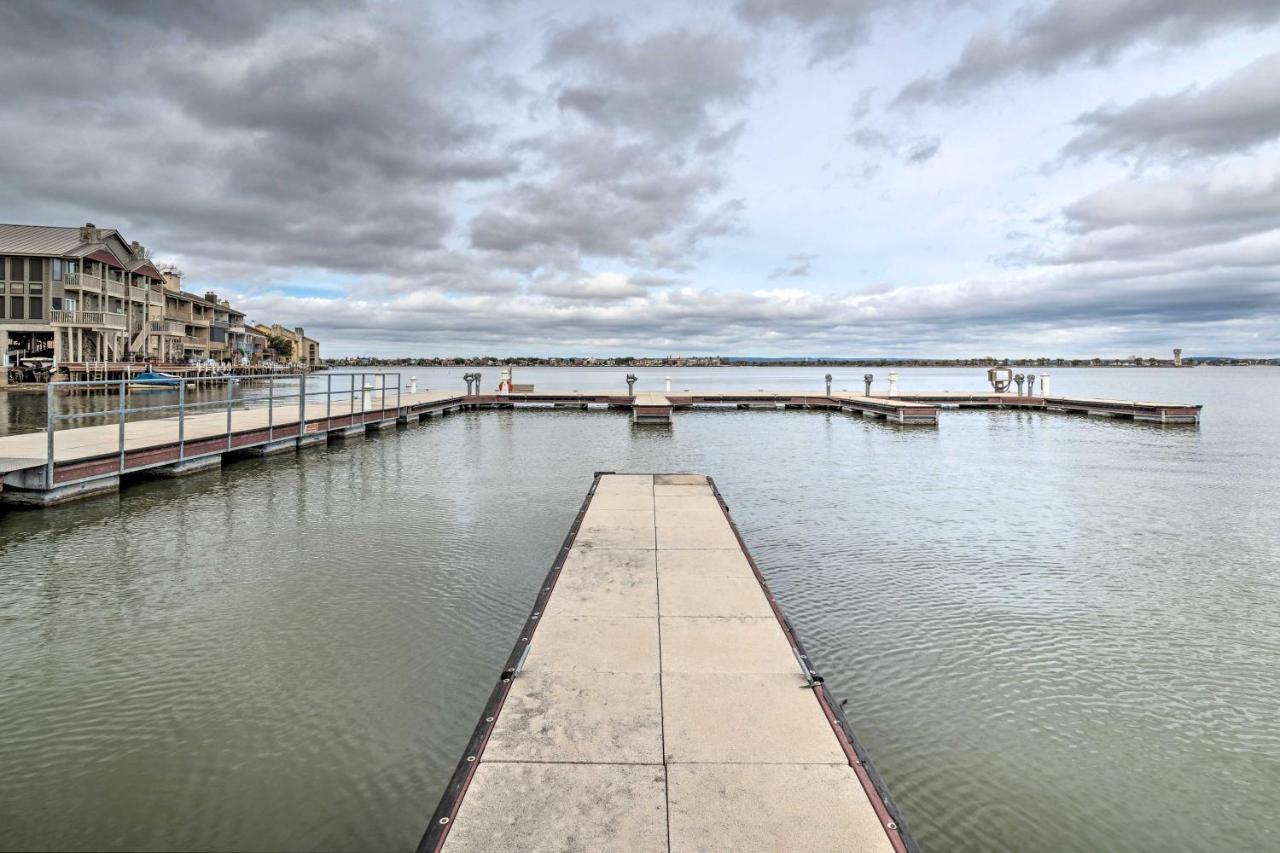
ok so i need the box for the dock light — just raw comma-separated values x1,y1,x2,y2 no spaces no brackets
825,373,832,395
1014,373,1025,395
665,376,672,393
408,376,417,394
888,371,897,396
626,373,637,395
362,383,374,411
1040,373,1051,396
864,374,873,396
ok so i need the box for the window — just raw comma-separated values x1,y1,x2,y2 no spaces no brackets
52,258,62,281
52,297,62,310
66,260,76,276
10,282,23,294
10,296,22,318
28,296,42,320
30,283,43,296
28,257,42,281
4,257,20,281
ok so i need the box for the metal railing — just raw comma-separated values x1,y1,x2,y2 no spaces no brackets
43,372,403,488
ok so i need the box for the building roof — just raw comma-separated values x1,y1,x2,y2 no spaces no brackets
85,248,124,269
0,224,95,256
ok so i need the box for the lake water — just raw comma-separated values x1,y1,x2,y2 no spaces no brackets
1,367,1277,852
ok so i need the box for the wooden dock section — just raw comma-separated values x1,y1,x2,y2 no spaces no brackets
421,473,914,853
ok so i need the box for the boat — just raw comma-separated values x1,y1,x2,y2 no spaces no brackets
132,371,183,387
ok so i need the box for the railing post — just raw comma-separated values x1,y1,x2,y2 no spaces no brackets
268,375,274,441
45,381,55,489
178,380,186,461
118,378,127,474
396,373,401,413
227,381,233,451
298,372,307,438
326,373,332,430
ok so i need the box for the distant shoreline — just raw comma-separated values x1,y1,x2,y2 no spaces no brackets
322,360,1276,369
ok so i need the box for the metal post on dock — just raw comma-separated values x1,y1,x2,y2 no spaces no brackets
298,373,307,436
1027,374,1036,395
1014,373,1025,396
408,376,417,394
226,382,233,451
864,374,873,396
178,380,186,461
665,376,672,393
825,373,832,396
888,371,897,396
45,383,55,489
326,373,332,429
118,379,126,473
626,373,637,395
268,375,274,441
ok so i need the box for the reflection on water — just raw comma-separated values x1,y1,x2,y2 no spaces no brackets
1,368,1277,852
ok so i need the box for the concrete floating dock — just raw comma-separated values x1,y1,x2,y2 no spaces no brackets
1,384,1201,507
420,474,915,853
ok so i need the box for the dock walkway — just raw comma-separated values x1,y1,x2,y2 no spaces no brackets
423,474,913,852
0,384,1201,506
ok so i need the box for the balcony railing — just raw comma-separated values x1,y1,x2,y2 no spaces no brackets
70,273,102,292
183,335,206,347
129,285,150,301
149,320,186,335
104,280,125,298
212,318,230,329
51,310,128,329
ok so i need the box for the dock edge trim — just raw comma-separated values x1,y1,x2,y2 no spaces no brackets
705,475,921,853
415,470,611,853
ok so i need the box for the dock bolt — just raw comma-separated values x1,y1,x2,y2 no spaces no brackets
863,374,873,396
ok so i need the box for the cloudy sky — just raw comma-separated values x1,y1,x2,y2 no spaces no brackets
2,0,1278,357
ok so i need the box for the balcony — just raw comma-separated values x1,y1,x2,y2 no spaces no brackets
183,335,206,348
212,317,230,329
129,285,150,301
70,273,102,292
149,320,186,336
51,310,128,330
104,279,125,298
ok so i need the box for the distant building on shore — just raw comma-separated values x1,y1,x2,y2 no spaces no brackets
0,222,319,382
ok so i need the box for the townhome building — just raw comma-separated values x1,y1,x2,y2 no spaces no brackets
2,222,318,381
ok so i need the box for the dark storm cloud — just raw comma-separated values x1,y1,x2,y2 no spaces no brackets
1058,169,1280,264
896,0,1280,106
467,20,754,273
1061,52,1280,163
0,0,516,283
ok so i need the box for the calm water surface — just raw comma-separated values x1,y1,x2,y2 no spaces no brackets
1,367,1277,851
